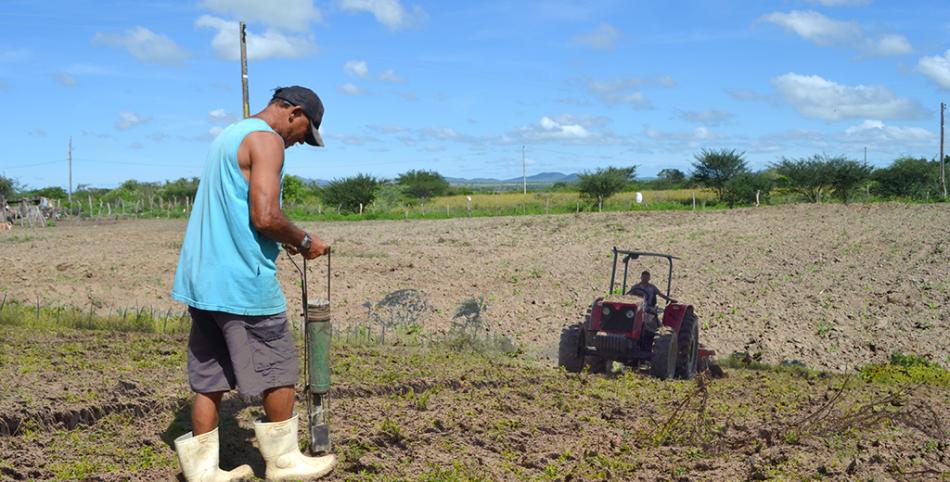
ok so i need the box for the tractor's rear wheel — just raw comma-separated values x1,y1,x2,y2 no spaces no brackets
558,324,584,373
650,326,678,380
676,312,699,380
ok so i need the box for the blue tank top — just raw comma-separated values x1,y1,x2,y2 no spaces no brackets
172,118,286,315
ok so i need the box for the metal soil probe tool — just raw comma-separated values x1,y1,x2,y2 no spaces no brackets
288,249,332,455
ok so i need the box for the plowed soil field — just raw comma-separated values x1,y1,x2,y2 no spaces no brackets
2,203,948,370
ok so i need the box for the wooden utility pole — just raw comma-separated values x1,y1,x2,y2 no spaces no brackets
240,21,250,119
941,102,946,200
522,145,527,195
67,137,72,203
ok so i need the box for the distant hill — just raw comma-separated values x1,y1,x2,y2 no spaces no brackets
303,172,581,188
446,171,579,186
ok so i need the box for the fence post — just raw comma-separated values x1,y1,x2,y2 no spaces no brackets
692,193,696,211
755,190,760,207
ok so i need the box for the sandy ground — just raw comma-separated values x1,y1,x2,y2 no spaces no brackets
1,203,948,370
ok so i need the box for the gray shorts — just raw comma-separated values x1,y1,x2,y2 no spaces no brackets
187,307,299,397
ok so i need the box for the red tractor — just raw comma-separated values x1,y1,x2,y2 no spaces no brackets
558,248,714,380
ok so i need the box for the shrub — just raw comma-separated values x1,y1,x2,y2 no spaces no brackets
859,352,950,387
0,175,22,200
321,174,380,213
691,149,748,202
397,170,449,200
282,174,321,205
827,157,872,203
871,157,942,200
772,155,834,203
577,166,636,206
723,171,774,207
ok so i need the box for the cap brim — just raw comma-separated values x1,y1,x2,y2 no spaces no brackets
305,123,324,147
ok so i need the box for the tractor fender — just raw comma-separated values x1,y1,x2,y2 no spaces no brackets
661,303,693,334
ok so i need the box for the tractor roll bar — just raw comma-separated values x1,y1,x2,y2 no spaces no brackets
610,247,679,301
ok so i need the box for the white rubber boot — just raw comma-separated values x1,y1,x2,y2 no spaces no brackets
254,414,337,481
174,428,254,482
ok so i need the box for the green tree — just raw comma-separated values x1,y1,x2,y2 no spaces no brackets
321,174,380,213
577,166,636,206
723,171,774,207
397,170,450,200
872,157,941,200
0,175,21,200
827,157,873,203
650,168,687,190
160,177,200,199
772,155,834,203
281,174,321,205
657,168,686,184
27,186,68,200
691,149,748,202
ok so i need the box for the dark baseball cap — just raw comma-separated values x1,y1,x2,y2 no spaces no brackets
272,86,325,147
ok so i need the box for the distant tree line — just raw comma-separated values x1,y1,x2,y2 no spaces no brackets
573,149,945,208
1,153,945,213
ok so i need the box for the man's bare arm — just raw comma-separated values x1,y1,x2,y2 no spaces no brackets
246,132,306,247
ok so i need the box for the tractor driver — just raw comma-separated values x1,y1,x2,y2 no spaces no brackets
628,271,677,310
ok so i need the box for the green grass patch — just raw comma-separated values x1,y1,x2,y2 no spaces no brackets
0,297,190,334
858,352,950,387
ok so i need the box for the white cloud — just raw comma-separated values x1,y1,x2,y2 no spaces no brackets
585,76,675,109
54,72,77,86
379,68,403,82
571,22,621,49
208,126,224,139
338,0,428,30
196,15,316,60
92,27,189,66
344,60,369,77
517,116,591,141
844,119,933,142
772,73,927,121
339,83,365,95
129,142,144,150
199,0,321,31
115,111,150,130
917,49,950,89
866,34,912,56
208,108,238,123
762,10,861,46
762,10,911,57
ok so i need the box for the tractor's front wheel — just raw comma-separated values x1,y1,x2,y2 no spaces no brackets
676,312,699,380
558,324,584,373
650,326,678,380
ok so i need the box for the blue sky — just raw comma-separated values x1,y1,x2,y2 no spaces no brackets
1,0,949,189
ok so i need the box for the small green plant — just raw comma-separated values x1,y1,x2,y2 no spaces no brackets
858,352,950,387
816,321,833,338
379,417,404,444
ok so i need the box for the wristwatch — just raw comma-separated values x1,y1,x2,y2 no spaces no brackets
298,233,312,252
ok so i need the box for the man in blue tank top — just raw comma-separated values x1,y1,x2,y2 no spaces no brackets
171,86,336,481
